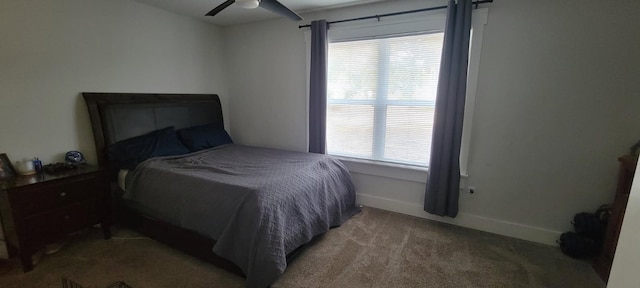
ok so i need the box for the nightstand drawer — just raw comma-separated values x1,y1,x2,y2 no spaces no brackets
22,200,102,241
13,173,102,216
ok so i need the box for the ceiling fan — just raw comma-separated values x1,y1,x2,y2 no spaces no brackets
206,0,303,21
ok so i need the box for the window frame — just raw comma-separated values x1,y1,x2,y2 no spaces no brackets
305,8,488,181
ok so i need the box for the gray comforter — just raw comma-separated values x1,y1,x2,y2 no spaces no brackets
124,144,359,288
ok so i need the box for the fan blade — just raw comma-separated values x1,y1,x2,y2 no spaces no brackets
206,0,235,16
259,0,303,21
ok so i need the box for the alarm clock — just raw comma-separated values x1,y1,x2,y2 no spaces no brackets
65,151,85,164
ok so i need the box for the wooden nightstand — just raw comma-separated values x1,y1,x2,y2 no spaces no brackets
0,165,111,272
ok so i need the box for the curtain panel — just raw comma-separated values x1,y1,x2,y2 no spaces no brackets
424,0,473,217
308,20,329,154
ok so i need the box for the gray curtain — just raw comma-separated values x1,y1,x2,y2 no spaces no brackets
308,20,329,154
424,0,473,217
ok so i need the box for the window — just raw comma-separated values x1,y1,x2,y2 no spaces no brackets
307,9,488,176
327,33,444,167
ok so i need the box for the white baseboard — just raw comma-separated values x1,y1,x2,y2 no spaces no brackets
356,193,562,246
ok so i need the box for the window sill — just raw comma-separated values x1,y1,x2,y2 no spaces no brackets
334,156,469,188
334,156,429,183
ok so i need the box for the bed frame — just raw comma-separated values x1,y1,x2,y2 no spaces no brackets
83,92,310,278
83,93,225,168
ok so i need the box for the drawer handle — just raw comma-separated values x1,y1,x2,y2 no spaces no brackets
60,192,66,197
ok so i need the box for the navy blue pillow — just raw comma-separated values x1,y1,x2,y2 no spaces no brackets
177,123,233,152
108,127,190,170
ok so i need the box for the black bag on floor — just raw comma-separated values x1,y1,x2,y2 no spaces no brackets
558,232,600,258
571,204,610,240
572,212,606,239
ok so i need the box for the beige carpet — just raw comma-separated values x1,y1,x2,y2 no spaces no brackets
0,207,604,288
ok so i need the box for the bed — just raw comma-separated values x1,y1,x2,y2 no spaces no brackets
83,93,360,288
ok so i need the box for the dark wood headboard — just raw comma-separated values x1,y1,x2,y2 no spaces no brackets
83,93,224,168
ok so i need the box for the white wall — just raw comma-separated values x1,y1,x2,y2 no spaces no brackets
462,0,640,243
0,0,228,165
223,0,640,244
221,20,308,152
608,160,640,287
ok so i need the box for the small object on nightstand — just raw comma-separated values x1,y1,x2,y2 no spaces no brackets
65,151,86,165
0,153,17,181
33,158,43,173
44,162,79,174
15,159,36,176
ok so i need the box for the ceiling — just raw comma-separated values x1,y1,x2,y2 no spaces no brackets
134,0,389,26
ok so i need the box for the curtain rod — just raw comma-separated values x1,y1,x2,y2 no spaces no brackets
298,0,493,29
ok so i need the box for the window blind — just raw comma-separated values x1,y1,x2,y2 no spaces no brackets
327,33,444,166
